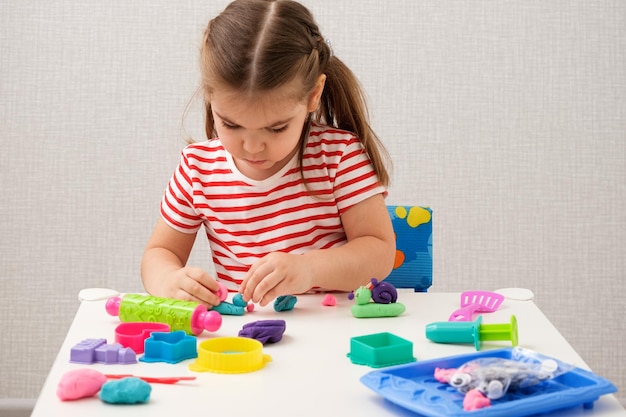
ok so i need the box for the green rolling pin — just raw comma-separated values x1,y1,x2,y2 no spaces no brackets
425,315,518,350
106,294,222,336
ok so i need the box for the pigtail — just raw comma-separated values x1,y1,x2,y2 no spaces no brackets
317,56,391,187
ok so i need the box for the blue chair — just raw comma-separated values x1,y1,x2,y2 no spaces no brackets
384,206,433,292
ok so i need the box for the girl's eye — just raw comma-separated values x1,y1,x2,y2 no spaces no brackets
270,125,288,133
221,121,239,130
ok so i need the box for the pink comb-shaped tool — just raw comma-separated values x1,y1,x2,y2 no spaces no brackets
448,291,504,321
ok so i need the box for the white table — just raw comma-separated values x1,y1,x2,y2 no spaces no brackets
32,290,624,416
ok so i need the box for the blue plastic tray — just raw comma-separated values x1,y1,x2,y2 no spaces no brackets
361,348,617,417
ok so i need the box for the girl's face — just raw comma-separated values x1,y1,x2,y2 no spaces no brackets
210,77,325,181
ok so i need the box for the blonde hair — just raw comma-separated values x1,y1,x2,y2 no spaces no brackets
200,0,390,186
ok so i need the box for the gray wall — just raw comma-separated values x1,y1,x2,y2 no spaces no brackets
1,0,624,408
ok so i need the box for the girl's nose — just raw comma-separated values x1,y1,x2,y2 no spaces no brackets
242,135,264,154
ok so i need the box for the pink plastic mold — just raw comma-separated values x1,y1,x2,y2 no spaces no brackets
115,322,171,354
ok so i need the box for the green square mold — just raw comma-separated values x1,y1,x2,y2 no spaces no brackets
347,332,416,368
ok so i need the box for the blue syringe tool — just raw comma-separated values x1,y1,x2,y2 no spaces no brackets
425,315,518,350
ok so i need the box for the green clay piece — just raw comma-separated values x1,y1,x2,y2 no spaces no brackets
353,286,373,305
351,302,406,318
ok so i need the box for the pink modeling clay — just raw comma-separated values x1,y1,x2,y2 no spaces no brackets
216,282,229,302
463,389,491,411
322,294,337,306
434,367,458,383
57,368,107,401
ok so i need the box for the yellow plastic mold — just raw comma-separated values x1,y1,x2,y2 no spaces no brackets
188,337,271,374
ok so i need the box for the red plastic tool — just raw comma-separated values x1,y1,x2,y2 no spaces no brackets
105,374,197,384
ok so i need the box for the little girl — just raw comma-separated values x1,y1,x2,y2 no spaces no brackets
141,0,395,307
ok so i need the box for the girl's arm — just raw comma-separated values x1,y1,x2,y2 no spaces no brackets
141,218,222,307
304,193,396,289
240,193,396,305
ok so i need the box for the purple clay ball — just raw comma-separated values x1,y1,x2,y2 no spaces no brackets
371,280,398,304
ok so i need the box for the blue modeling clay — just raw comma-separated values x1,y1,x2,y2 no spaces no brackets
213,293,250,315
100,377,151,404
232,293,248,307
213,301,245,315
274,295,297,312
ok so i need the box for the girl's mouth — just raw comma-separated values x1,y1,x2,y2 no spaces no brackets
245,159,267,165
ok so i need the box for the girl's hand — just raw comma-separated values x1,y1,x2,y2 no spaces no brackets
240,252,314,306
142,219,223,308
167,266,222,308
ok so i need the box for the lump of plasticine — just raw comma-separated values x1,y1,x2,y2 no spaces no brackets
239,320,286,344
370,279,398,304
463,388,491,411
351,302,406,318
274,295,297,312
322,294,337,306
100,377,151,404
213,301,246,315
57,368,107,401
232,293,248,307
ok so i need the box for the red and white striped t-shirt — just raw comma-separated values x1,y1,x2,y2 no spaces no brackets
160,122,385,289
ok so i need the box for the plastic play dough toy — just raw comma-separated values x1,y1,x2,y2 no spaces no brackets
106,294,222,336
448,291,504,322
139,331,198,364
360,347,617,416
115,322,170,354
78,288,120,302
426,315,518,350
70,338,136,365
189,337,271,374
347,332,415,368
494,287,535,301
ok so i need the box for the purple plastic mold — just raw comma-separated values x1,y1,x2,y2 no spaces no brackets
70,338,137,365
